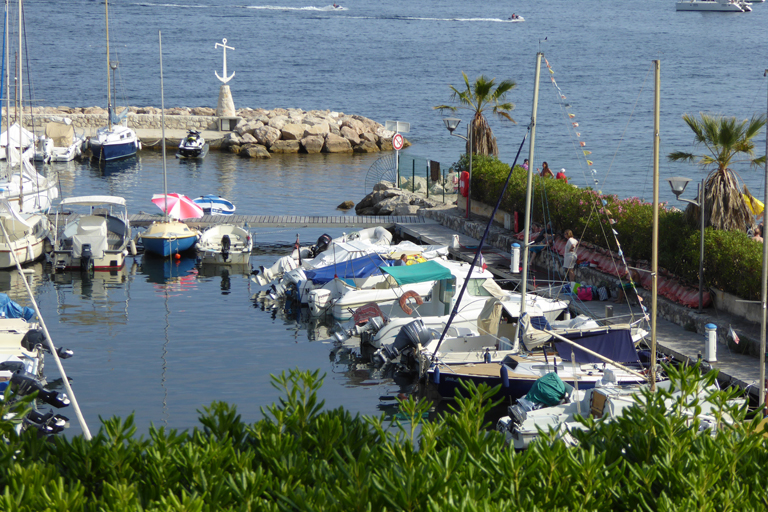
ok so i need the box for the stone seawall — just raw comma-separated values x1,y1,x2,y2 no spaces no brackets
6,106,407,157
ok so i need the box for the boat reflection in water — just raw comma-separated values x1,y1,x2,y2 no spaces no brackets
140,254,198,287
197,263,251,295
0,261,46,302
51,261,133,326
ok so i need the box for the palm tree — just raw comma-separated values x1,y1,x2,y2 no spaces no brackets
668,112,766,231
434,72,516,157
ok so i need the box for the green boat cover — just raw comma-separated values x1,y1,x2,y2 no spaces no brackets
380,260,452,286
524,372,574,407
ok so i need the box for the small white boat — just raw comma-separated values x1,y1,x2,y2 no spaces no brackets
176,130,209,159
52,195,134,271
34,118,86,163
508,14,525,21
0,201,51,269
676,0,751,11
193,195,235,216
0,123,35,161
196,224,252,265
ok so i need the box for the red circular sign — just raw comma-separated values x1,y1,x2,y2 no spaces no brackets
392,133,404,150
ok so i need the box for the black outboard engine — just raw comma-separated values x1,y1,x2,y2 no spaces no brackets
21,329,73,359
311,234,332,258
80,243,93,272
221,235,231,262
373,319,434,366
25,410,69,436
10,373,71,408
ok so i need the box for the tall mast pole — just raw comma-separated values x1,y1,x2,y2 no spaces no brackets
513,52,542,348
105,0,112,131
15,0,21,211
160,31,168,222
760,68,768,413
651,60,660,391
4,0,9,164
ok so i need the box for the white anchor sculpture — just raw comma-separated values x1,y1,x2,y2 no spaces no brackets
215,38,235,84
214,38,237,121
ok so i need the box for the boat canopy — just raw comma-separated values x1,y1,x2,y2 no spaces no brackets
60,195,126,207
304,253,391,285
524,372,574,408
0,293,34,321
554,328,639,364
45,121,75,147
380,260,452,286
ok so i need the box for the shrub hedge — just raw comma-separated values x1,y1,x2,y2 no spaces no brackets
1,366,767,511
460,154,764,301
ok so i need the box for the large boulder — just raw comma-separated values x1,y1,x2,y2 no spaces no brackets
392,204,422,216
241,133,257,144
270,140,301,153
323,133,353,153
281,123,306,141
305,122,330,137
267,115,289,131
300,135,324,154
241,144,271,159
340,126,361,145
254,125,281,147
354,140,379,153
341,117,365,135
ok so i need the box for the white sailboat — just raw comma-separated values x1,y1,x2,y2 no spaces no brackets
0,0,58,213
87,0,140,162
0,199,50,268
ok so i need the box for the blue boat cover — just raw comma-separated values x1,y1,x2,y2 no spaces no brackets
304,253,391,285
380,260,452,286
0,293,34,321
554,329,639,364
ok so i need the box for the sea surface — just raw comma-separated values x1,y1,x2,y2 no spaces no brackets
3,0,768,436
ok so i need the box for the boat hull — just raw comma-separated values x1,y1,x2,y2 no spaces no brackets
90,140,138,161
142,234,197,257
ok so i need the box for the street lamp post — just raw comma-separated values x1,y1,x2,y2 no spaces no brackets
667,176,706,314
443,117,473,219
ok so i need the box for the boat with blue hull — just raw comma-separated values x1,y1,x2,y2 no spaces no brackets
140,220,198,257
89,0,140,163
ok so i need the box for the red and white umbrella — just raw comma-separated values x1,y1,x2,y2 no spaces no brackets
151,193,204,220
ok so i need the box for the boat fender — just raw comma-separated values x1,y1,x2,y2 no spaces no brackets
399,290,424,315
129,239,137,256
433,366,440,384
484,349,492,364
500,365,509,388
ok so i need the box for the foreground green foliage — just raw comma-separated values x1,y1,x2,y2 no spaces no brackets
1,366,767,511
467,154,765,300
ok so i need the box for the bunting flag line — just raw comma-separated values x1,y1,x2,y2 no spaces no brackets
572,122,579,127
580,141,586,147
583,150,592,156
568,113,576,118
587,160,593,166
729,325,740,345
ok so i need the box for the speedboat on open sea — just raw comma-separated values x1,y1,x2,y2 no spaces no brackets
676,0,751,11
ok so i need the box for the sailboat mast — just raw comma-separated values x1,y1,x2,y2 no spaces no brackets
651,60,660,390
105,0,112,130
3,0,8,163
514,52,542,346
759,68,768,411
159,31,168,221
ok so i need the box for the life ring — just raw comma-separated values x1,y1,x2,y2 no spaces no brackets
399,290,424,315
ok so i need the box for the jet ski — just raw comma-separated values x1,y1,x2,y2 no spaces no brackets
176,130,209,159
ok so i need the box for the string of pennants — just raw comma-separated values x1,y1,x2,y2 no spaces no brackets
543,57,647,319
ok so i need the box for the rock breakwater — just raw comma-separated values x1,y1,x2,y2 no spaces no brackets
4,106,408,158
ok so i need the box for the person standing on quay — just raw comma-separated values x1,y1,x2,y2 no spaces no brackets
539,162,553,178
563,229,578,282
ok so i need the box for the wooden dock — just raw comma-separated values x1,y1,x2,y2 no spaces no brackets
127,214,427,228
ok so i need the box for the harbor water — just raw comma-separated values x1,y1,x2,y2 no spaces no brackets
7,0,768,435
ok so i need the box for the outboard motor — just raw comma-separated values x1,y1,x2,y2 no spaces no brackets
221,235,231,262
80,243,93,272
311,234,332,258
24,410,69,436
21,330,73,359
10,373,71,408
373,319,433,366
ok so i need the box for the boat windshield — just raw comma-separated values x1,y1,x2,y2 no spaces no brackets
466,278,495,297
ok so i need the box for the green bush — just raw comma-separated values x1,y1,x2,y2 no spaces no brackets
466,155,763,299
0,367,766,511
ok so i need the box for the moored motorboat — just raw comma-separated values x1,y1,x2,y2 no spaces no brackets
196,224,252,265
52,195,133,271
193,194,235,216
34,117,86,163
176,130,209,159
675,0,750,11
0,200,51,269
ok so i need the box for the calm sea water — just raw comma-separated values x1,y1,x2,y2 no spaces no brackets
5,0,768,435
